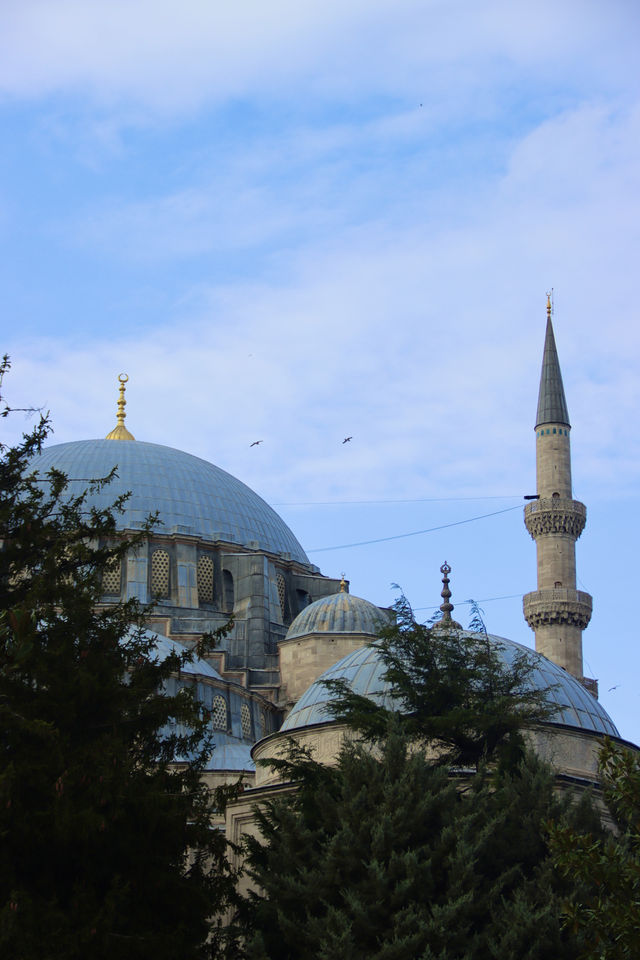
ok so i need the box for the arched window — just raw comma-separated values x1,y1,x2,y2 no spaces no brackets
102,556,121,596
296,589,311,612
222,569,234,612
151,549,170,599
211,695,227,731
241,703,252,739
197,555,214,605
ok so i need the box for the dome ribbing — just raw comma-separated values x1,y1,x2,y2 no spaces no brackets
286,592,390,640
31,439,309,563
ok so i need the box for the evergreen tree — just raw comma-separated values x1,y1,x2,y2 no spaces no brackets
549,738,640,959
323,593,558,770
0,358,239,959
238,588,604,958
241,722,598,960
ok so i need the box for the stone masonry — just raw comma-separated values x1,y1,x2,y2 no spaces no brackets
523,302,592,682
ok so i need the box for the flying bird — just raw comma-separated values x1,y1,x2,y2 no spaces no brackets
342,437,353,444
608,685,620,692
250,440,263,447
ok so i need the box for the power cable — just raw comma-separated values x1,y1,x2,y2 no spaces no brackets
273,495,522,506
307,504,522,553
414,593,522,612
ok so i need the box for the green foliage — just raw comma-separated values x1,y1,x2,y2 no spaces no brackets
0,358,238,959
549,738,640,959
241,722,596,959
324,592,558,770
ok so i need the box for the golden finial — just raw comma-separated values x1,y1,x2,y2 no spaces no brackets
105,374,135,441
546,289,553,320
339,573,347,593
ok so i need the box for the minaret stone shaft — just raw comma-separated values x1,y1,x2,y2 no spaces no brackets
523,299,592,680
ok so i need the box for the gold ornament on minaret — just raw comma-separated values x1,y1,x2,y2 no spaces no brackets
105,374,136,441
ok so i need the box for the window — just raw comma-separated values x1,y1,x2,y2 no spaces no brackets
241,703,252,739
222,569,234,612
102,556,121,596
211,695,227,731
277,573,289,619
197,555,214,604
296,589,312,612
151,549,170,598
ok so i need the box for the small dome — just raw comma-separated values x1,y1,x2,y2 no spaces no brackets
281,634,620,738
286,592,390,640
31,439,309,563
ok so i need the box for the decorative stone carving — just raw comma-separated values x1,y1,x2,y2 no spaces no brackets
524,498,586,540
523,588,592,631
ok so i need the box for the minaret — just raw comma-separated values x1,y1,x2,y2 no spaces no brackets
523,297,592,683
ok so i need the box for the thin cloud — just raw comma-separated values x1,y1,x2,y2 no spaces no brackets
0,1,636,111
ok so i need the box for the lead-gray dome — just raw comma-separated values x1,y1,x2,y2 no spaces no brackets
32,439,309,564
286,592,390,640
282,635,620,737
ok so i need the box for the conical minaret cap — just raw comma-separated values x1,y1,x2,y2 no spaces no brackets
535,300,570,429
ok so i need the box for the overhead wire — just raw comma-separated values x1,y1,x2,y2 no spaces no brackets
307,503,523,553
273,494,522,506
414,593,522,612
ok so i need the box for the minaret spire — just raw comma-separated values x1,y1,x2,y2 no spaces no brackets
523,298,593,688
536,295,570,430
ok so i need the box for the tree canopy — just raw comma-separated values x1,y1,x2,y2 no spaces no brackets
0,357,238,959
323,593,558,770
241,723,599,960
549,737,640,960
238,591,602,959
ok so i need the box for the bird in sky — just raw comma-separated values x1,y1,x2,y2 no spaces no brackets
342,437,353,444
608,685,620,692
250,440,263,447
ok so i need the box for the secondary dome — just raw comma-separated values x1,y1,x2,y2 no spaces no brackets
32,439,309,564
281,635,620,737
286,591,390,639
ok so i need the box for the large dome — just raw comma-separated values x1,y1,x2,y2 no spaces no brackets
281,635,620,737
32,439,309,564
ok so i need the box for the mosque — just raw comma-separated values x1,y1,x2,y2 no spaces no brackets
32,302,630,817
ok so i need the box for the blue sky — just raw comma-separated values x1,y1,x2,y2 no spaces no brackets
2,0,640,741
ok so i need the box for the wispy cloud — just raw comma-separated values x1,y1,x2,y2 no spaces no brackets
1,1,637,111
1,0,639,742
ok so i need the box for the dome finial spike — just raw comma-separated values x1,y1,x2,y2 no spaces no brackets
546,288,553,320
105,373,135,441
439,561,453,622
339,573,347,593
435,561,462,630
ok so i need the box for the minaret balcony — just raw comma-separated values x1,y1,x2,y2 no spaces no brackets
524,498,586,540
523,588,592,631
